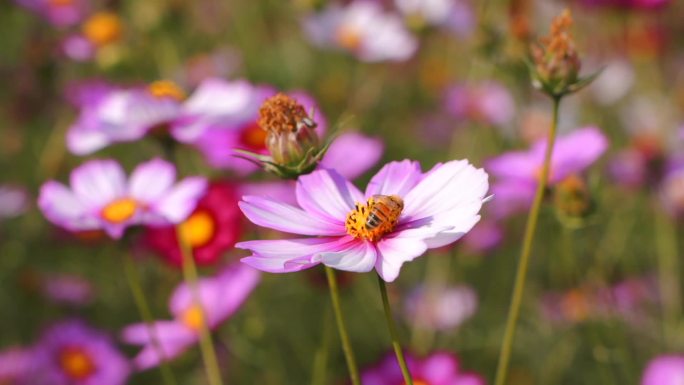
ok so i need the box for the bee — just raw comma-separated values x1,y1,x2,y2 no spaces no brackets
365,194,404,231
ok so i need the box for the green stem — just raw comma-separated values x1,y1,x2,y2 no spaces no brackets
310,305,334,385
494,97,561,385
122,253,177,385
377,275,413,385
324,266,361,385
655,207,681,344
176,227,224,385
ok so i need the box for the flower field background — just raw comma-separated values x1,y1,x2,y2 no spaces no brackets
1,0,683,384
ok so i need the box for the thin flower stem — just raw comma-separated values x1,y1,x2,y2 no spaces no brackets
494,96,561,385
310,305,334,385
377,275,413,385
324,266,361,385
176,227,224,385
122,253,177,385
655,207,681,343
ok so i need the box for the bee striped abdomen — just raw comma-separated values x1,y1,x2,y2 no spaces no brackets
345,194,404,242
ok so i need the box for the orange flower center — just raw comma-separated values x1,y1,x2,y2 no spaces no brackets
239,121,268,151
345,195,404,242
100,198,138,224
335,25,362,51
148,80,187,101
181,305,205,331
410,381,430,385
178,211,216,248
58,346,96,380
561,289,590,322
48,0,74,7
82,12,122,47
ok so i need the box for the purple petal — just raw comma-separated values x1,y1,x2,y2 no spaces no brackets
296,168,364,222
320,238,377,273
239,196,345,236
237,237,349,273
66,119,110,155
128,158,176,203
70,159,127,208
489,180,535,219
320,132,383,180
374,235,428,282
365,159,423,197
421,352,460,385
212,263,261,322
485,151,539,182
152,177,207,224
451,374,486,385
549,126,608,183
403,160,488,220
38,181,97,231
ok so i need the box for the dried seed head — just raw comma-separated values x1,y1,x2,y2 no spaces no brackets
530,9,583,97
258,93,312,135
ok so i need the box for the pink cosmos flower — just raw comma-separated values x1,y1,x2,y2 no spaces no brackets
642,355,684,385
26,320,130,385
361,351,485,385
404,284,478,331
302,1,418,62
121,263,260,370
395,0,475,36
66,82,185,155
0,347,30,384
444,82,515,128
486,127,608,218
38,158,207,239
40,272,95,306
237,159,489,282
460,220,503,255
14,0,87,27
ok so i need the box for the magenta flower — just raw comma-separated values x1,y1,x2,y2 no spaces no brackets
487,127,608,218
444,82,515,128
660,162,684,215
460,219,503,255
404,284,478,331
642,355,684,385
237,159,489,282
25,320,130,385
14,0,87,26
121,263,260,370
66,82,185,155
40,272,95,306
362,351,485,385
0,347,30,384
38,158,207,238
302,1,418,62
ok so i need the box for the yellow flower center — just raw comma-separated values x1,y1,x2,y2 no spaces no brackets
181,305,205,331
178,211,216,248
148,80,187,101
58,346,96,380
100,198,138,224
82,12,122,47
345,195,403,242
410,381,430,385
335,25,362,51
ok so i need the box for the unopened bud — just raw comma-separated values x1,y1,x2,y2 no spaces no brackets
554,174,594,226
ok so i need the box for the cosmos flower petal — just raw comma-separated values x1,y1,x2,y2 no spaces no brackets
168,277,222,324
213,264,261,322
38,181,96,231
151,177,208,225
403,159,488,220
296,168,364,222
70,159,127,207
66,121,110,155
128,158,176,203
121,321,193,345
548,126,609,183
365,159,423,197
485,151,540,181
237,237,350,273
320,132,383,180
375,236,428,282
239,196,346,236
320,239,377,273
421,351,460,383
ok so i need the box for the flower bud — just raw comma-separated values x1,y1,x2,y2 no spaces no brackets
244,93,326,179
529,9,596,98
553,174,594,227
